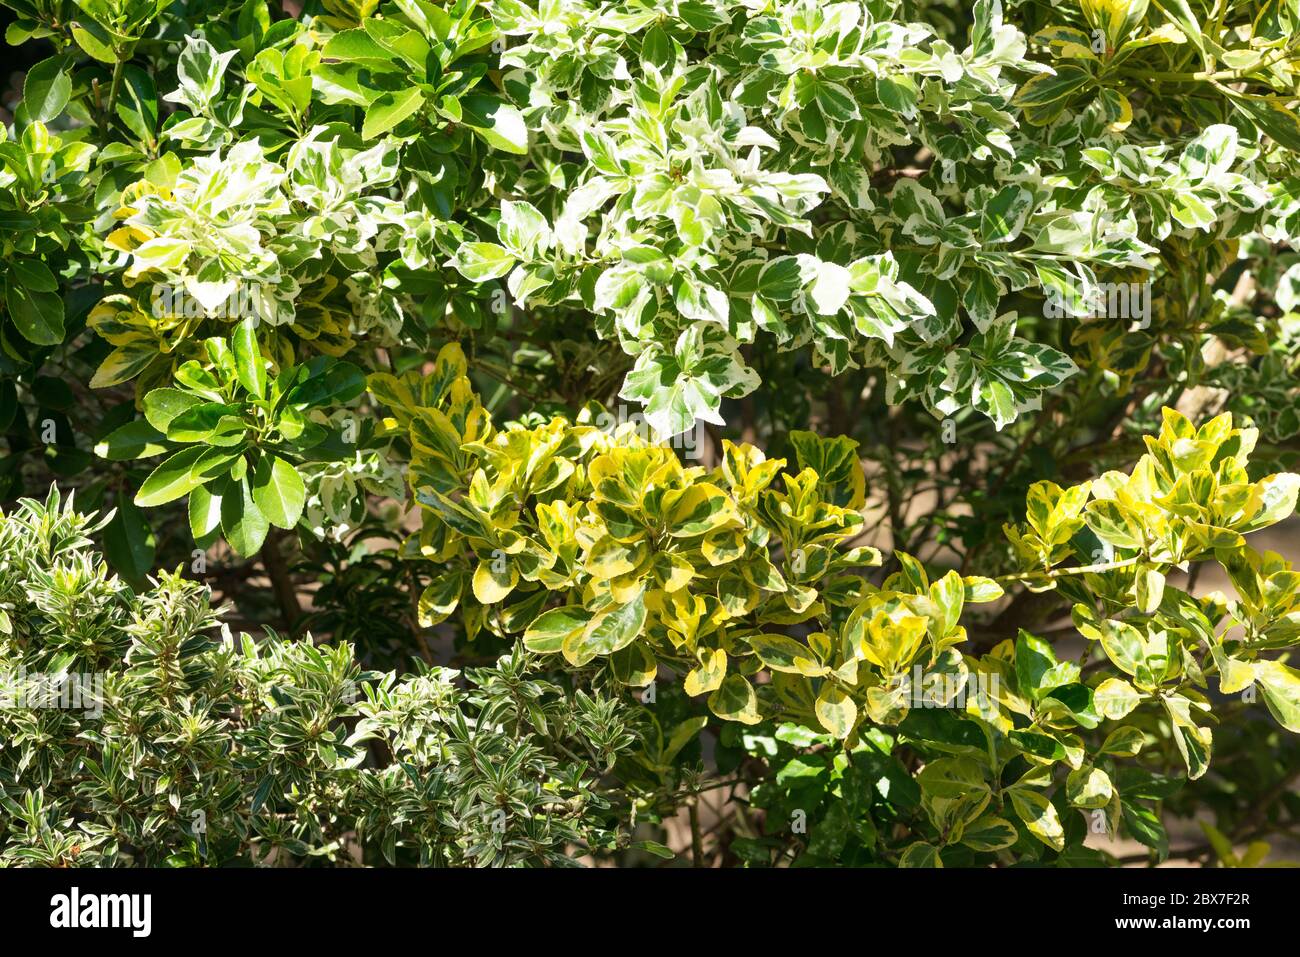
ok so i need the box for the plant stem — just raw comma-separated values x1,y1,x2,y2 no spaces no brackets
106,58,125,119
995,555,1142,584
688,796,704,868
261,528,301,629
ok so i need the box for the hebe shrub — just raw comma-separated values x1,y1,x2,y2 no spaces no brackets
2,0,1300,866
0,489,641,866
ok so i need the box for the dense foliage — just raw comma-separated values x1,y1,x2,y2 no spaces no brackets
3,0,1300,867
0,489,646,866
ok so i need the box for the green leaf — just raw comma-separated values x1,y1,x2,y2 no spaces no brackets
662,716,708,764
115,63,158,142
460,93,528,154
143,389,205,433
1155,0,1206,56
1117,768,1184,801
498,200,551,257
103,497,156,581
417,568,466,627
285,360,366,408
1009,729,1068,762
453,242,516,282
1199,821,1238,867
163,402,244,443
756,257,805,302
321,29,399,70
746,632,828,676
1013,65,1093,110
10,259,58,293
523,605,594,653
1100,725,1146,757
1094,677,1141,720
23,57,71,122
1162,694,1212,780
1232,97,1300,153
472,557,519,604
1015,629,1057,701
189,481,223,539
71,23,118,64
233,319,266,398
960,815,1019,852
95,419,167,461
191,447,242,483
5,282,64,345
1097,620,1145,679
899,842,942,867
1121,800,1168,860
1041,683,1101,729
708,673,762,725
91,341,160,389
221,472,270,556
1242,473,1300,532
251,454,305,529
630,840,675,860
1255,660,1300,733
362,87,426,140
1066,766,1113,809
874,75,916,118
135,446,209,507
980,186,1032,244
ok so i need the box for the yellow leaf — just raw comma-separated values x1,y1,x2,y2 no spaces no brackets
684,648,727,696
472,558,518,604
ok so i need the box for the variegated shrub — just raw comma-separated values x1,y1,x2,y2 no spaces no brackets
4,0,1300,867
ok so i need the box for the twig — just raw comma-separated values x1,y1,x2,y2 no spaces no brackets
261,529,301,629
689,796,705,868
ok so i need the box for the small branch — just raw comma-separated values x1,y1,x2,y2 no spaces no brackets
261,529,301,630
870,165,931,187
689,796,705,868
1232,768,1300,845
106,58,125,121
995,555,1141,584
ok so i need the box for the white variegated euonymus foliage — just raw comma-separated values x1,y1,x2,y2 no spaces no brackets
453,0,1086,434
0,0,1293,527
442,0,1293,434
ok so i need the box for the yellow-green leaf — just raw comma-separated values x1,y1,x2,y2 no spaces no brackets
1009,789,1064,851
472,557,519,604
746,633,828,676
708,674,761,724
684,648,727,696
562,593,646,666
1256,659,1300,733
814,683,857,739
418,570,466,627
